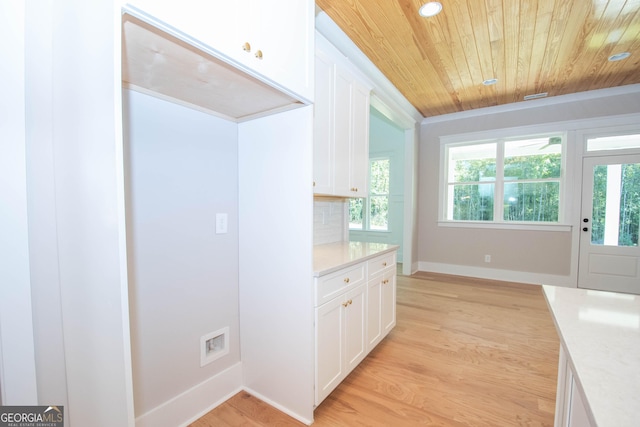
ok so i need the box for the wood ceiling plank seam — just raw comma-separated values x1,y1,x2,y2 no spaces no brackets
552,0,613,96
501,0,521,104
527,0,556,95
485,0,506,108
467,0,499,108
395,0,464,114
617,13,640,85
376,1,440,95
398,2,459,116
534,0,575,97
516,0,539,103
445,0,485,111
591,25,640,88
457,0,495,109
585,4,640,91
584,6,630,91
565,0,628,94
396,0,461,115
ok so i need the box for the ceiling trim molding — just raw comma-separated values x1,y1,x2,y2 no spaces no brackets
315,11,423,128
422,84,640,125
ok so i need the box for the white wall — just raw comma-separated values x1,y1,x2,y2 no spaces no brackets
0,0,38,405
349,107,405,260
239,106,314,424
23,0,70,409
418,86,640,285
13,1,136,425
124,89,241,419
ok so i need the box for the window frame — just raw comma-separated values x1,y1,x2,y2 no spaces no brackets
349,156,391,232
439,131,570,231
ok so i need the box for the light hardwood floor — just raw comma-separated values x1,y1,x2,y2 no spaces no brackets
191,271,560,426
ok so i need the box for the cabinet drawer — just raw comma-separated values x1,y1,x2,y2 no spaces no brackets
367,252,396,278
315,263,365,306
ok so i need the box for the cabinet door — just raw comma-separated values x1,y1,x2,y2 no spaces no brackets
381,270,396,334
313,49,334,194
123,0,238,58
332,64,352,197
567,377,591,427
367,269,396,351
349,78,370,196
366,275,383,351
343,284,367,372
315,296,345,405
237,0,313,101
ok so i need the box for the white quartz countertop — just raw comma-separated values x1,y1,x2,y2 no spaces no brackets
313,241,399,277
542,285,640,427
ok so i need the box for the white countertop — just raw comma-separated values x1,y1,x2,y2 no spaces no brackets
313,241,399,277
542,285,640,427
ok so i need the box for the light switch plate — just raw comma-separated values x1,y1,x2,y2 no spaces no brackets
216,213,228,234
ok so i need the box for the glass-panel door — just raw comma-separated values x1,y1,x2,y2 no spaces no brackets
578,155,640,294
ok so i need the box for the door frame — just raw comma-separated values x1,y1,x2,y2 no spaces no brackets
578,154,640,292
574,124,640,290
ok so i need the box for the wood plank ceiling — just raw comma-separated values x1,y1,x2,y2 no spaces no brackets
315,0,640,117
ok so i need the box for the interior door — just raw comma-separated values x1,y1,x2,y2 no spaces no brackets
578,155,640,294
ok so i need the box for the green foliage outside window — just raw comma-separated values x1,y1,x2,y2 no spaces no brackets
591,164,640,246
349,158,390,230
349,197,364,229
447,137,562,223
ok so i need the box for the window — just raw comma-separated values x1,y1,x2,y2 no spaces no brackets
349,158,390,230
443,134,564,224
591,163,640,246
587,133,640,152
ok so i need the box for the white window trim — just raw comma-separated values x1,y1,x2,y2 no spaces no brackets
350,156,391,231
368,156,390,231
439,130,569,229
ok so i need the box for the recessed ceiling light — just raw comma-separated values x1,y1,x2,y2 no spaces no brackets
419,2,443,17
608,52,631,62
483,78,498,86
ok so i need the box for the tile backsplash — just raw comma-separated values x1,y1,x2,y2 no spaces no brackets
313,198,348,245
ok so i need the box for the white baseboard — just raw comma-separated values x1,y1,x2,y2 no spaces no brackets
242,386,314,426
135,362,243,427
417,262,576,287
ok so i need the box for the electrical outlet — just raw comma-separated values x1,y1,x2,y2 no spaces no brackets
200,327,229,366
484,254,491,263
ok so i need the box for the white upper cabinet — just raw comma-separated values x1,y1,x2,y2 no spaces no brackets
313,33,371,198
234,0,313,102
123,1,238,55
312,48,334,194
332,63,353,196
349,78,370,196
122,0,313,102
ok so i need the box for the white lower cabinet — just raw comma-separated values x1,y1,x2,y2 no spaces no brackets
315,284,367,405
314,250,397,406
367,268,396,351
554,346,594,427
